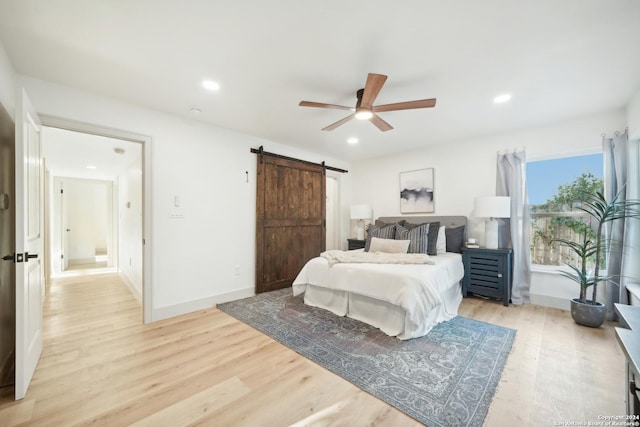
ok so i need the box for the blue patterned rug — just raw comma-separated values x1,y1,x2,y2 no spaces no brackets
217,288,515,427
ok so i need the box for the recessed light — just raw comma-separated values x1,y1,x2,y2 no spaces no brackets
493,93,512,104
86,165,97,169
347,137,359,144
202,80,220,91
113,147,125,155
189,107,202,114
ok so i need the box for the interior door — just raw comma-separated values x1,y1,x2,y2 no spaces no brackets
15,89,43,400
255,155,325,293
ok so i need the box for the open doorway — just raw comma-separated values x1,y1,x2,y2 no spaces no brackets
42,126,143,300
53,177,115,274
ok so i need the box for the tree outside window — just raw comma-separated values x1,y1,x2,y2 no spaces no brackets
527,153,604,268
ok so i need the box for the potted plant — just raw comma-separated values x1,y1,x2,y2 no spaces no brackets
552,189,640,327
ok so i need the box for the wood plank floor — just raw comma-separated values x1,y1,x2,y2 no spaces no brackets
0,273,626,426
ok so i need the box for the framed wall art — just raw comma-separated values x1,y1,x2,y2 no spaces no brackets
399,168,434,213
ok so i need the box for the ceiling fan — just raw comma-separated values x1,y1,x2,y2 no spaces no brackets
299,73,436,132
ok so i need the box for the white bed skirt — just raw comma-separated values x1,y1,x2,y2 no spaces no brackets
302,282,462,340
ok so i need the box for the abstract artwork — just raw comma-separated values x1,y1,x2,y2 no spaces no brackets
400,168,434,213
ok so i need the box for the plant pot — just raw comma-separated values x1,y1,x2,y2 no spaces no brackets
570,298,605,328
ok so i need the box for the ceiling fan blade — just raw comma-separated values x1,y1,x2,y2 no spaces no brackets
373,98,437,113
360,73,387,109
370,114,393,132
322,114,355,131
299,101,353,111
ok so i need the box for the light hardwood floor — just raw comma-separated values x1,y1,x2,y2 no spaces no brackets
0,273,626,426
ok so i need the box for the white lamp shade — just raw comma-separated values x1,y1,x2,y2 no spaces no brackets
474,196,511,218
350,204,372,220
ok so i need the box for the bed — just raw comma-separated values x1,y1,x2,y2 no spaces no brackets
292,216,467,340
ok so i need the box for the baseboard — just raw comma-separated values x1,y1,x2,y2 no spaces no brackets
0,348,14,388
151,287,255,322
68,257,96,266
530,293,570,311
119,273,142,303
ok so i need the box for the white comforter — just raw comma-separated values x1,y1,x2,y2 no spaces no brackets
292,252,464,337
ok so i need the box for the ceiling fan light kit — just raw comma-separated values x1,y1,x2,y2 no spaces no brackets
299,73,436,132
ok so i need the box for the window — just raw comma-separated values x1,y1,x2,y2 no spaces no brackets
527,153,604,268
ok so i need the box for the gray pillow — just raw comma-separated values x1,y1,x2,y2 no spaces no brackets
375,219,405,228
365,223,398,251
395,223,430,254
445,225,466,253
395,222,440,255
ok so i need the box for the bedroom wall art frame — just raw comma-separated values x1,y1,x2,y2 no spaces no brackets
399,168,434,214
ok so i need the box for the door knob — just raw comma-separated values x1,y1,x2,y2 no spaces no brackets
66,229,71,232
25,252,38,261
2,254,13,261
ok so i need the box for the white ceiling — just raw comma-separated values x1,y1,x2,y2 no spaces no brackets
1,0,640,162
42,127,141,181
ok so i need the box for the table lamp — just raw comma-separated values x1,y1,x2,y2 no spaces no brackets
350,204,372,240
474,196,511,249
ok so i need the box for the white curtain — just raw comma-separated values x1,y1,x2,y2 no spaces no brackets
496,151,531,304
603,130,640,317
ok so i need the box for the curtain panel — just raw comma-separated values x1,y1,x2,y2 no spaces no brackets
496,151,531,304
603,130,640,318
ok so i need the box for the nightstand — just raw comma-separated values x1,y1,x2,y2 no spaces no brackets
347,238,366,250
462,247,513,306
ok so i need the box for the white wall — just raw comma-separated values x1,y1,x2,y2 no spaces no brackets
0,41,15,119
17,76,352,320
627,87,640,140
351,109,627,309
118,153,143,299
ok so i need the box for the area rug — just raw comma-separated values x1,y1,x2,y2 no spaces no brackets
217,289,515,427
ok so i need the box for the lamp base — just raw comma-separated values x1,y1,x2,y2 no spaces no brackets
356,219,365,240
485,218,499,249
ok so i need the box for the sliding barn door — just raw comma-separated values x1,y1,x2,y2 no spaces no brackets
256,155,325,293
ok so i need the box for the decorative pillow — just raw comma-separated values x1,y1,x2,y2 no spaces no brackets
426,222,441,255
445,225,466,253
365,223,398,252
368,237,410,254
437,226,446,254
395,223,430,254
402,221,423,230
375,219,406,228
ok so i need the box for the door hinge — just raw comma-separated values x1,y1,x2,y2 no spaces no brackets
60,189,63,194
61,254,64,259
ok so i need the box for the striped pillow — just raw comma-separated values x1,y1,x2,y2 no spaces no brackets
364,223,398,252
396,222,441,255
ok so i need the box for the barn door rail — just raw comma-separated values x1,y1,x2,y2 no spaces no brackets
250,146,348,173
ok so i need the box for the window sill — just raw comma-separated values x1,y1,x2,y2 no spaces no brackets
531,264,568,275
531,264,608,276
